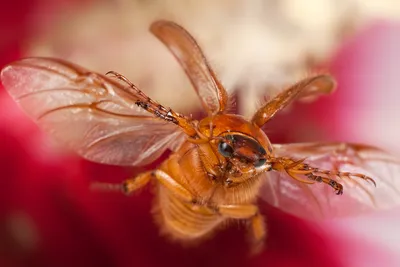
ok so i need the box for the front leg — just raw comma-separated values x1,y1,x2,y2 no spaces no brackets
270,157,376,195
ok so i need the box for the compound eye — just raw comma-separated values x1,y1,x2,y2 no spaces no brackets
254,158,266,168
218,142,234,157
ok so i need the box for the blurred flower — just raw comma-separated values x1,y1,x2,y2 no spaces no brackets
1,1,400,267
24,0,400,116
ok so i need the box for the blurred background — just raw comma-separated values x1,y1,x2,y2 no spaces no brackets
1,0,400,267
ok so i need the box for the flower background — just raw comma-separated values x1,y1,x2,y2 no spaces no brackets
1,1,400,267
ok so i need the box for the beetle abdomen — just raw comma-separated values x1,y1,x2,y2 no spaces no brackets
154,184,224,241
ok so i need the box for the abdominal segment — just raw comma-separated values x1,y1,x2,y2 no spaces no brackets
154,185,224,242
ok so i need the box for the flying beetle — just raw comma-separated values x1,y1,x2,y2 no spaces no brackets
2,20,400,253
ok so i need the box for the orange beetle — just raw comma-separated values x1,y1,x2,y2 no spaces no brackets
1,20,400,253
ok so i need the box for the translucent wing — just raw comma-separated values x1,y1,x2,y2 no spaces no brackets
0,57,186,166
260,142,400,220
150,20,228,115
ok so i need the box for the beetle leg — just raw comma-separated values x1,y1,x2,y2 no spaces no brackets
122,172,153,194
91,171,153,195
285,165,344,195
215,204,258,218
249,212,266,254
272,156,375,195
312,169,376,187
305,173,344,195
213,204,266,253
153,170,196,203
91,169,198,205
